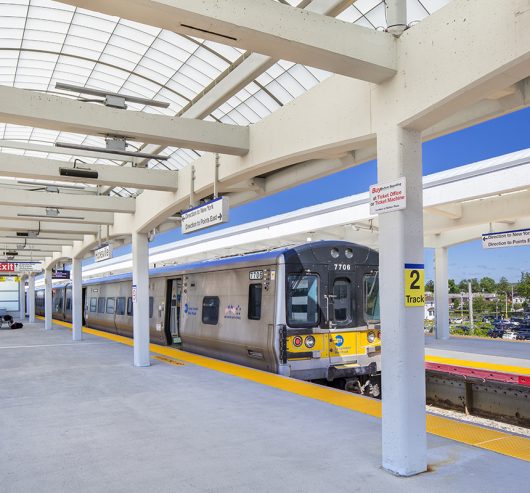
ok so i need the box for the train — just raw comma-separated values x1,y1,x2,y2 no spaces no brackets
36,241,381,394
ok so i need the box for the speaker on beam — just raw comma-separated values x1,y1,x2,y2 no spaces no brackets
59,168,99,179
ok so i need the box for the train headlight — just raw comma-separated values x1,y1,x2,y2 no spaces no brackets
345,248,353,259
293,336,303,347
367,331,376,343
304,335,316,348
330,248,340,258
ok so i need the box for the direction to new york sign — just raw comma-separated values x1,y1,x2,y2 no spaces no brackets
482,228,530,249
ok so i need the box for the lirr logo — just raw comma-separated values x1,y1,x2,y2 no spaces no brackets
335,335,344,347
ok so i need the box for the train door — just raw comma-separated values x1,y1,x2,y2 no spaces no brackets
82,288,87,325
165,278,182,344
326,270,357,362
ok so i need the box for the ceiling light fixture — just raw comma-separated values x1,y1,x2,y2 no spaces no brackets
55,82,170,109
55,141,169,162
17,180,87,190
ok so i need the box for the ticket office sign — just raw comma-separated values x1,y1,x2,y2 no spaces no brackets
404,263,425,307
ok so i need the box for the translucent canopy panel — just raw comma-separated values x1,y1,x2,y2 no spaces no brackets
0,0,451,197
209,0,451,125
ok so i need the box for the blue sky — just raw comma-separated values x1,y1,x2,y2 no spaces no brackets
102,107,530,282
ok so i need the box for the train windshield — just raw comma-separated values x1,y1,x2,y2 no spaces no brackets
287,274,319,326
363,272,380,323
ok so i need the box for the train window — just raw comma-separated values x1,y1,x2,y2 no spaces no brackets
127,297,133,316
202,296,219,325
333,278,352,324
248,284,262,320
65,291,72,311
363,272,380,323
149,297,154,318
287,274,319,326
97,297,106,314
116,297,126,316
106,298,115,315
89,298,97,312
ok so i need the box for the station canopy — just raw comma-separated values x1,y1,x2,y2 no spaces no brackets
0,0,449,197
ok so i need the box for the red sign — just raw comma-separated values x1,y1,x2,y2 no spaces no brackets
0,263,15,272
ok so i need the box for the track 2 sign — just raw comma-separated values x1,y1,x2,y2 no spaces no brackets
404,263,425,307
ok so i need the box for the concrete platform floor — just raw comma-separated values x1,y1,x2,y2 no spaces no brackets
1,323,529,493
425,335,530,369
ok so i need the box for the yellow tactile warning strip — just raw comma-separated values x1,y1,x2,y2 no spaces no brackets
425,354,530,376
42,317,530,463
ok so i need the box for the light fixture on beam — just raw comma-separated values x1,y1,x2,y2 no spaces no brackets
16,231,39,238
55,141,169,163
17,179,87,190
17,210,85,221
55,82,170,109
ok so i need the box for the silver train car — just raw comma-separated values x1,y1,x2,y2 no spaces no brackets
36,241,381,389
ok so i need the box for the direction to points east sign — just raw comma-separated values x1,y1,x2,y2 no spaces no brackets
181,197,229,234
482,228,530,249
369,177,406,215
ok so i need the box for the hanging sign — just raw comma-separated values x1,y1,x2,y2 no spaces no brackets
15,262,42,273
404,263,425,307
95,244,113,262
482,228,530,249
52,269,71,280
369,177,406,215
181,197,229,234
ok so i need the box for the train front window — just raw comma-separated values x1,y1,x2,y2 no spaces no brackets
333,278,352,324
287,274,319,326
363,272,380,323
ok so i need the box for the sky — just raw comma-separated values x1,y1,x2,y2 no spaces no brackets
96,106,530,283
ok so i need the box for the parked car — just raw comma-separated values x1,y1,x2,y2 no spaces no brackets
516,329,530,341
502,329,518,340
488,327,505,338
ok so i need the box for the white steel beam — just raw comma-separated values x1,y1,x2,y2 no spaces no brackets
377,125,426,476
61,0,397,83
0,85,249,156
0,153,178,192
0,140,142,163
44,268,52,331
27,275,35,323
434,247,450,340
0,188,135,213
375,0,530,130
0,205,114,225
132,231,150,367
0,219,100,235
0,237,73,248
72,257,83,341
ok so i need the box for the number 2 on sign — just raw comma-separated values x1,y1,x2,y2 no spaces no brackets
404,264,425,307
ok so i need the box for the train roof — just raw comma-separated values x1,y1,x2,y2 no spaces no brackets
44,241,377,288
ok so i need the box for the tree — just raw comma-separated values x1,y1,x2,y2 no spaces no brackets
470,278,480,292
479,276,496,294
497,276,511,294
472,295,489,314
425,280,434,292
457,279,469,292
448,279,458,294
516,272,530,298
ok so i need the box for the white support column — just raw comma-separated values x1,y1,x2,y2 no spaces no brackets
132,231,150,367
385,0,407,35
44,268,53,330
19,275,26,320
434,247,449,340
72,257,83,341
28,274,36,323
377,125,426,476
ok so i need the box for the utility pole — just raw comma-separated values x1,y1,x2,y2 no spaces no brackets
468,281,474,333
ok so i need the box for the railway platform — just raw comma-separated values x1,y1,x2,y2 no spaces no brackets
1,321,529,493
425,335,530,371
